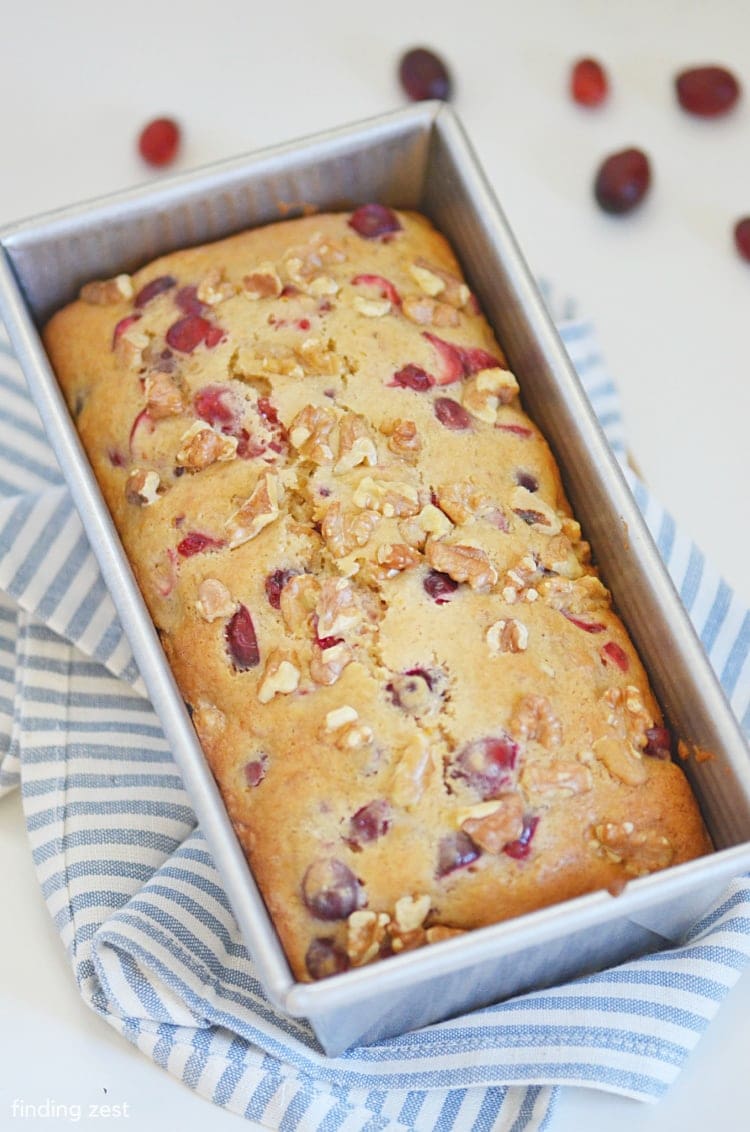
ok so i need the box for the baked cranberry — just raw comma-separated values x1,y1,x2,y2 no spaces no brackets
348,204,402,239
423,332,504,384
194,384,237,429
434,397,472,430
265,568,297,609
244,754,268,786
423,570,458,603
399,46,452,102
257,396,282,427
176,531,225,558
107,448,127,467
504,814,539,860
112,313,141,349
138,117,181,167
562,611,606,633
496,422,533,438
351,273,402,306
601,641,629,671
305,937,350,980
348,800,391,847
675,65,740,117
128,407,153,452
225,605,260,670
436,831,480,877
734,217,750,262
386,669,435,714
175,285,209,316
570,58,609,107
302,858,365,920
453,735,519,800
644,726,673,760
515,470,539,492
134,274,177,308
166,315,215,353
392,364,435,391
594,148,651,215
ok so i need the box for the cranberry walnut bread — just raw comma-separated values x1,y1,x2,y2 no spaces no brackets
43,205,711,982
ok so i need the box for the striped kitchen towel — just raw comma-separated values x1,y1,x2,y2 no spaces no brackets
1,318,749,1132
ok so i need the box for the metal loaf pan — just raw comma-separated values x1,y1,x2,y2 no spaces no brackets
2,102,750,1056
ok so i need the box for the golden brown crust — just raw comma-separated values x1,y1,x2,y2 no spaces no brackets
44,208,712,983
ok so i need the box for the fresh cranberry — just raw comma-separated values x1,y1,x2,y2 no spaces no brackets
348,204,402,239
348,800,391,847
423,332,504,384
305,937,350,980
423,570,458,603
434,397,472,430
436,831,480,877
594,148,651,215
176,531,225,558
138,117,181,167
351,273,402,306
134,274,177,308
562,611,606,633
175,285,209,316
675,65,740,117
244,754,268,786
734,217,750,262
166,315,215,353
302,858,365,920
112,313,141,349
504,814,539,860
265,568,297,609
399,47,452,102
601,641,629,671
392,364,435,391
644,726,673,760
515,470,539,492
570,58,609,107
225,604,260,670
453,735,519,800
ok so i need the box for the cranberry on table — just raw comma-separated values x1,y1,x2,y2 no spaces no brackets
594,147,651,215
675,65,740,118
734,218,750,263
399,47,452,102
570,57,609,107
137,117,181,167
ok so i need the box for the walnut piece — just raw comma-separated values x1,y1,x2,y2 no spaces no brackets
242,262,283,299
316,578,361,638
321,501,380,558
509,693,562,748
309,641,352,686
289,404,336,464
462,368,520,424
501,553,542,604
390,733,434,809
593,821,674,877
436,480,506,528
352,475,421,519
176,422,238,471
80,274,133,305
195,578,235,623
279,574,320,634
347,909,390,966
393,894,431,933
411,257,470,308
196,268,234,305
125,468,161,507
224,472,282,548
425,539,497,591
334,413,378,474
144,372,185,420
460,794,524,853
383,418,422,462
402,295,460,327
353,296,391,318
257,651,300,705
376,543,422,576
486,618,528,654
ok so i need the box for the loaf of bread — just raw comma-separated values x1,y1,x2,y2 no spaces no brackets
44,205,711,982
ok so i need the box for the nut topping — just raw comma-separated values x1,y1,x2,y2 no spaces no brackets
353,296,391,318
391,733,434,809
509,693,562,748
335,413,378,474
521,760,593,796
393,893,431,933
176,422,238,471
242,262,283,300
460,794,524,854
316,578,360,638
257,650,300,704
376,542,422,576
462,368,520,424
144,372,185,419
346,909,389,966
425,539,497,591
309,641,352,686
225,472,283,548
125,468,161,506
593,822,674,877
196,268,235,306
289,405,337,464
196,578,236,622
352,475,421,519
409,262,445,296
486,618,528,654
321,501,380,558
80,274,134,304
382,418,422,462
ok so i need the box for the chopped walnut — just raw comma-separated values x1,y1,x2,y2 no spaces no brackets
538,573,610,614
376,543,422,576
537,533,585,580
352,475,421,519
521,760,592,796
321,501,380,558
462,368,519,424
383,418,422,462
297,336,340,377
414,504,453,541
353,296,391,318
402,295,460,327
283,232,347,283
176,422,238,471
80,274,133,304
289,404,337,464
411,257,470,308
125,468,161,506
460,794,524,853
257,651,300,704
307,274,340,297
144,372,185,419
425,539,497,591
242,262,283,300
393,894,432,933
511,487,562,535
435,480,505,527
509,693,562,748
335,413,378,474
279,574,320,634
316,578,361,638
409,262,446,296
325,704,358,731
603,685,653,750
486,618,528,654
501,553,542,604
225,472,282,548
592,821,674,877
390,733,434,809
592,737,647,786
195,578,236,622
197,268,234,306
309,641,352,686
116,322,150,369
335,722,374,751
347,910,390,966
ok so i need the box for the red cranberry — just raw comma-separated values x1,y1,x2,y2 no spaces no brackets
134,274,177,308
351,273,402,306
305,937,350,980
570,58,609,107
453,735,519,800
107,448,127,467
594,148,651,215
194,384,237,429
112,313,141,349
675,65,740,117
434,397,472,430
601,641,629,671
204,324,226,348
734,217,750,262
225,605,260,670
176,531,225,558
423,570,459,603
302,858,365,920
399,47,452,102
138,117,181,167
244,754,268,787
515,470,539,492
504,815,539,860
348,204,402,239
436,831,480,877
644,726,673,760
348,800,391,847
128,407,153,453
496,422,533,438
423,332,504,384
562,611,606,633
166,315,215,353
392,364,435,391
175,285,209,316
257,396,282,427
265,568,297,609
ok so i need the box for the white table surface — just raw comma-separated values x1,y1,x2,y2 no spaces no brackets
1,1,749,1128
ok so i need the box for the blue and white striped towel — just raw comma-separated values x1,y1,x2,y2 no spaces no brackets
1,317,749,1132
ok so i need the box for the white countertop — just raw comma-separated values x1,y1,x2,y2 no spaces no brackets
1,1,749,1128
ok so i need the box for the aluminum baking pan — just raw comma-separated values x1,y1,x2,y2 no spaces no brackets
2,102,750,1056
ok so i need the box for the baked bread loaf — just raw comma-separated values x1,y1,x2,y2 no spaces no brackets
44,205,711,982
